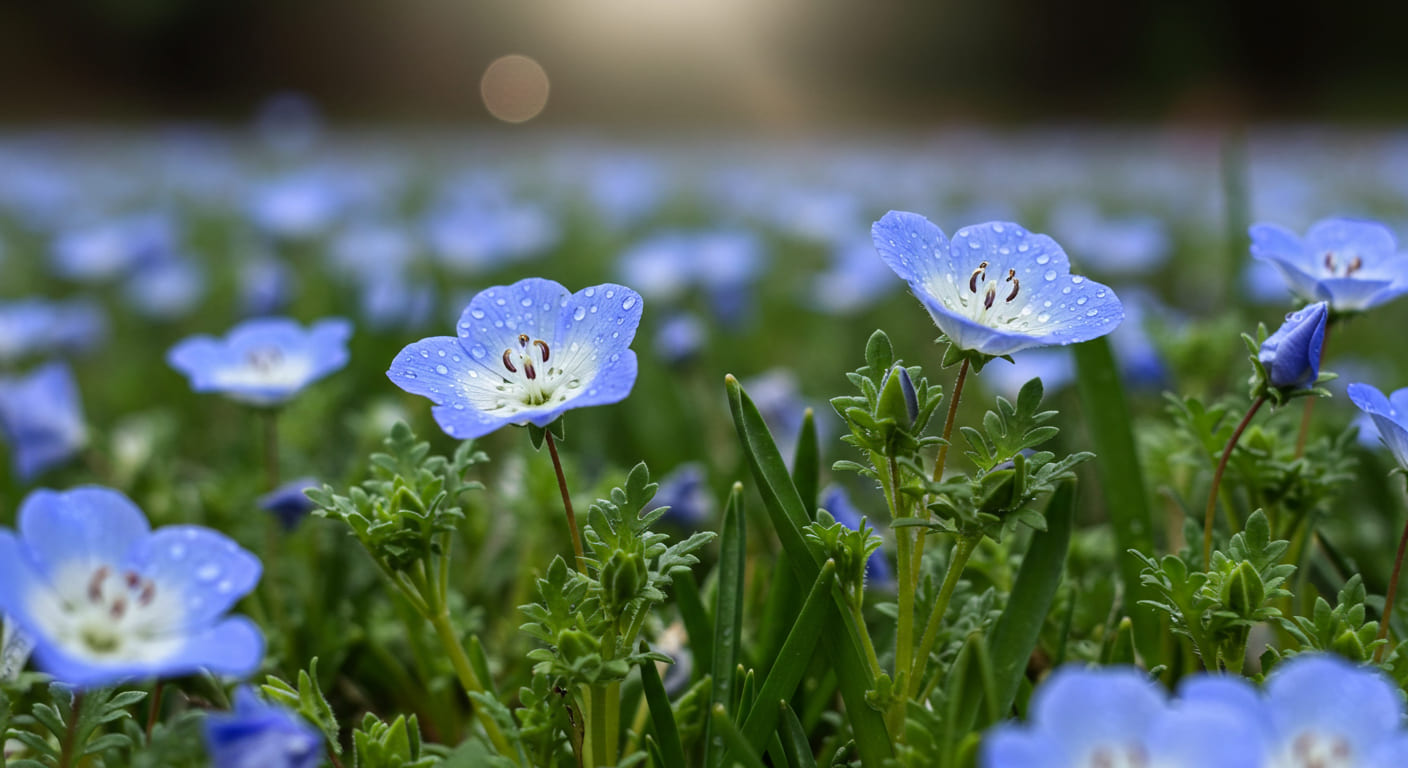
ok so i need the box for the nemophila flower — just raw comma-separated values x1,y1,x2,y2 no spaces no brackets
240,257,298,316
1348,382,1408,469
388,278,642,440
247,172,345,240
0,487,263,688
1250,217,1408,311
0,362,87,481
124,257,206,321
654,313,707,367
812,236,901,315
1048,201,1170,275
259,477,321,530
50,213,177,283
0,299,106,365
168,317,352,407
204,685,322,768
872,212,1123,357
1258,302,1328,389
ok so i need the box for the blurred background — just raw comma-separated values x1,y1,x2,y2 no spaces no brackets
2,0,1405,126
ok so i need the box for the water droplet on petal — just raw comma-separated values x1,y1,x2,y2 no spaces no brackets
470,345,486,358
1037,313,1051,323
435,364,448,375
622,296,636,310
471,310,485,319
197,564,221,582
585,287,596,297
1077,297,1088,306
1036,254,1050,265
1044,270,1057,282
1086,309,1098,317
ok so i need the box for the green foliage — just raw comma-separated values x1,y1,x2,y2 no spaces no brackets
262,657,339,756
6,684,146,768
1273,575,1388,665
309,421,486,574
804,510,884,600
128,710,207,768
831,330,944,479
352,712,437,768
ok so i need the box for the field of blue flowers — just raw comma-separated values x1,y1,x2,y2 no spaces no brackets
3,125,1408,767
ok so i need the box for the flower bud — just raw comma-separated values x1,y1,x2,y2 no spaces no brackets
1221,560,1265,618
1258,302,1328,388
601,549,648,614
876,365,918,427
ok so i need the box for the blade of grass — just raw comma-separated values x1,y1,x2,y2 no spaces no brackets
704,482,746,768
670,569,713,678
638,650,686,768
778,701,817,768
1072,337,1161,665
725,374,893,765
710,704,768,768
736,559,837,757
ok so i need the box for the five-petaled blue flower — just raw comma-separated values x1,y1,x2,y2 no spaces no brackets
168,317,352,407
1348,382,1408,470
1258,301,1328,389
1250,217,1408,311
872,212,1123,357
388,277,642,440
0,486,263,688
204,685,323,768
0,362,88,481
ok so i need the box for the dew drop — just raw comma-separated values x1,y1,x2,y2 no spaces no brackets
585,287,596,297
1077,297,1088,306
470,345,486,359
404,372,417,379
1036,254,1050,265
1072,276,1085,284
967,240,981,249
435,364,449,375
471,310,485,319
574,306,586,321
521,298,533,307
1061,287,1072,295
1037,313,1051,323
622,296,637,310
992,223,1005,233
1017,243,1030,252
196,564,221,582
437,349,446,357
1086,309,1099,317
169,544,186,560
1044,270,1057,281
495,298,506,306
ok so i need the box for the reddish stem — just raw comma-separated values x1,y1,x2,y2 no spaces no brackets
544,431,586,572
1203,395,1267,565
1376,512,1408,663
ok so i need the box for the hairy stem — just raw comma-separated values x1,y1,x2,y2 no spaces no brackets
915,358,971,585
1377,507,1408,663
429,610,519,763
1202,395,1267,565
545,431,586,572
908,535,977,700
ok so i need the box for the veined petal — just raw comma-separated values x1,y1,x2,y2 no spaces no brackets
1264,655,1402,759
1304,218,1397,268
871,210,953,290
1027,666,1165,758
127,527,262,630
18,487,150,581
1313,276,1397,311
453,278,569,355
1348,382,1408,468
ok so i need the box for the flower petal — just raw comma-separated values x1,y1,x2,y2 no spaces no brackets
1304,218,1396,269
1312,276,1398,311
871,210,953,291
1265,654,1402,757
18,487,150,581
1145,702,1267,768
162,615,265,679
0,530,56,637
1349,382,1408,468
1027,666,1165,756
127,526,262,630
453,278,570,356
979,725,1065,768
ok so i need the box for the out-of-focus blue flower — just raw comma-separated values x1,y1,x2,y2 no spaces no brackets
1048,201,1170,275
0,299,106,365
0,362,87,481
168,317,352,407
0,487,263,688
253,91,323,157
1348,382,1408,469
240,258,298,317
247,172,344,240
124,257,206,321
820,486,893,589
50,213,177,283
654,313,707,367
329,221,416,280
258,478,321,530
981,349,1076,400
1250,218,1408,311
359,277,436,333
388,278,642,440
646,463,712,528
425,201,558,274
619,233,696,303
873,212,1124,357
1108,289,1171,391
586,155,665,229
204,686,322,768
1258,302,1328,389
811,237,901,315
741,368,809,460
1242,259,1294,306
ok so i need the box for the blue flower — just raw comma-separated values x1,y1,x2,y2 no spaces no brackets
0,362,87,480
258,478,321,530
239,258,298,317
654,313,707,367
168,317,352,407
872,212,1124,357
821,486,893,589
124,257,206,321
0,299,106,366
247,172,345,240
50,213,177,283
204,685,322,768
388,278,642,440
1348,382,1408,469
0,487,263,688
1258,302,1328,389
646,463,713,528
1250,217,1408,311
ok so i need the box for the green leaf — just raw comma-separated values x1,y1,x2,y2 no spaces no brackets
778,701,818,768
735,559,836,759
709,705,768,768
1073,336,1162,665
671,569,713,678
725,375,894,766
705,482,746,768
793,408,820,519
638,649,687,768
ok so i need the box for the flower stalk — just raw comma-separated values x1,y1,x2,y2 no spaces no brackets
1203,394,1267,565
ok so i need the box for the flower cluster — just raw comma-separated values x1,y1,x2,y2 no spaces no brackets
982,655,1408,767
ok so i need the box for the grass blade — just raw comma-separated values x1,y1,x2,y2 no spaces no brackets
737,559,836,757
711,704,768,768
1072,337,1162,665
704,481,746,768
725,374,894,766
778,701,817,768
638,650,687,768
670,569,713,679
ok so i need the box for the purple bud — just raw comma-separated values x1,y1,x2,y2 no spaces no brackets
1258,302,1328,388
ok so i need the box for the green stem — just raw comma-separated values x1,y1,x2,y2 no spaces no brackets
908,535,977,700
57,692,82,768
428,610,519,763
888,454,914,733
1202,395,1267,565
1376,504,1408,663
544,431,587,572
915,358,971,583
145,681,163,743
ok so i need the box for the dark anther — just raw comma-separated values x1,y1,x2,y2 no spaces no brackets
1324,252,1336,272
524,361,538,380
110,597,127,619
1006,268,1016,282
88,567,109,602
502,349,518,373
984,284,997,310
138,582,156,606
1347,256,1363,275
517,333,530,347
1006,277,1020,302
534,339,550,361
969,261,989,292
125,571,141,590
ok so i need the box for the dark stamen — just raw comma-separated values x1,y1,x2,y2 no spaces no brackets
110,597,127,619
524,361,537,380
1347,256,1363,275
534,339,550,362
969,261,989,293
125,571,141,590
1005,268,1016,282
517,333,530,347
138,582,156,606
502,350,518,373
1324,252,1336,272
1006,277,1020,302
88,567,109,603
984,284,997,310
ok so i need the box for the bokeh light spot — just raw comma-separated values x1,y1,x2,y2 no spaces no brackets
480,55,550,124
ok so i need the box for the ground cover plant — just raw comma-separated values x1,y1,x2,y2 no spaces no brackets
2,127,1408,766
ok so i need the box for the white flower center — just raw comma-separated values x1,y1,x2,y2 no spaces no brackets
930,259,1044,332
481,334,585,415
27,563,184,665
1275,730,1354,768
1080,743,1147,768
1320,251,1364,278
209,347,314,393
